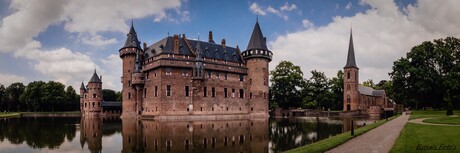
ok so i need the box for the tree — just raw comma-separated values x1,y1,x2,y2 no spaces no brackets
5,82,25,111
270,61,306,109
115,91,122,101
20,81,46,112
330,70,344,110
42,81,65,112
65,86,79,111
102,89,116,101
0,84,5,111
390,37,460,114
306,70,333,110
362,79,375,88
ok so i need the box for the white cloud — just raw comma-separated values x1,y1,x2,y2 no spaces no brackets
81,35,118,47
249,2,266,15
280,3,297,11
345,2,352,10
0,73,27,86
267,6,289,21
100,54,122,90
270,0,456,83
302,19,314,28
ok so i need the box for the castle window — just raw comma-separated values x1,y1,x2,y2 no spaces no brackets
224,88,228,98
250,93,253,99
204,87,207,97
155,86,158,97
216,72,219,79
93,94,96,98
84,95,87,99
128,93,131,99
232,89,235,98
208,71,212,78
224,73,228,80
347,95,350,103
239,75,244,81
239,89,244,98
85,103,87,108
182,69,187,77
185,86,190,97
166,68,172,76
146,72,149,79
347,72,350,80
144,88,147,98
128,81,131,86
92,102,95,108
166,85,171,96
98,102,100,107
212,87,216,97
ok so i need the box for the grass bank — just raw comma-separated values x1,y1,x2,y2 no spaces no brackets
0,112,21,118
20,111,81,114
285,115,398,153
409,110,460,120
391,110,460,153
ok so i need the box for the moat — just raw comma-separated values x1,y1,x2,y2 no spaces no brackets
0,116,378,153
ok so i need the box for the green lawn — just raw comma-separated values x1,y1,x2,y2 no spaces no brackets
390,123,460,153
285,115,397,153
423,116,460,125
409,110,460,120
0,112,21,118
20,111,81,114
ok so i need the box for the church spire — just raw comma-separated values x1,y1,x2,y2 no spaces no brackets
344,28,358,68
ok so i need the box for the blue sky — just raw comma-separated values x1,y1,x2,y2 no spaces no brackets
0,0,458,91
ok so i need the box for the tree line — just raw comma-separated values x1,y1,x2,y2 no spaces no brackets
0,81,121,112
269,61,344,110
390,37,460,114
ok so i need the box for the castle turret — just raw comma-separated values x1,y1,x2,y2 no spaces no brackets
343,28,359,111
84,70,103,116
119,21,143,117
192,41,205,80
241,20,272,117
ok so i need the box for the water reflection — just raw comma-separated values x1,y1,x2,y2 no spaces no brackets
0,117,78,149
121,119,270,153
0,116,379,152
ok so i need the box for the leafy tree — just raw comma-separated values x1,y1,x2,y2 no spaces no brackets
41,81,65,112
0,84,5,111
20,81,46,111
115,91,122,101
307,70,332,109
65,86,79,111
270,61,306,109
102,89,116,101
362,79,375,88
5,82,25,111
330,70,344,110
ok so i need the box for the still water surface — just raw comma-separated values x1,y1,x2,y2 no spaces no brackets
0,116,377,153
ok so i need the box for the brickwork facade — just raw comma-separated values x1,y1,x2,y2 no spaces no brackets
118,21,272,119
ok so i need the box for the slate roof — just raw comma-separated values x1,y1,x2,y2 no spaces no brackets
89,70,101,83
246,21,268,51
101,101,122,107
358,85,385,97
344,29,358,68
80,82,86,90
144,36,243,63
122,22,141,49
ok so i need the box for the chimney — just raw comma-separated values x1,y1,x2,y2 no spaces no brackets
221,39,226,48
208,31,215,43
173,34,179,54
143,42,147,50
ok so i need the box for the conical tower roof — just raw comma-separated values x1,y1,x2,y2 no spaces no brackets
89,70,101,83
122,21,141,49
80,82,86,90
344,29,358,68
246,21,268,51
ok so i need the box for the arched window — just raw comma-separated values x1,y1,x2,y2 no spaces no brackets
347,84,350,91
347,95,350,103
347,72,350,80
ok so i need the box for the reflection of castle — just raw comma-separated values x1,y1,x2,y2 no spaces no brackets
121,118,269,152
118,20,272,119
343,29,394,116
80,116,103,153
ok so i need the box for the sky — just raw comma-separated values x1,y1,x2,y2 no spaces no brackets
0,0,459,91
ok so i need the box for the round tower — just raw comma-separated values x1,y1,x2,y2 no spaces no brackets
119,22,142,117
85,70,103,116
241,21,272,117
343,29,360,111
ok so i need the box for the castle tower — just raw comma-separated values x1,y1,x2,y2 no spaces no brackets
119,22,143,117
80,82,86,114
85,70,103,116
343,29,359,111
241,20,272,117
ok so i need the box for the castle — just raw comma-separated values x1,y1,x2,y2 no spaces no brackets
343,29,394,117
80,20,272,119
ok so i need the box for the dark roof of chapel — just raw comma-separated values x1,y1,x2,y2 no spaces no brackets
144,36,243,63
358,85,385,97
344,29,358,68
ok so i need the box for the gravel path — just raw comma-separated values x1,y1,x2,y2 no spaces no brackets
326,113,409,153
408,118,460,126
